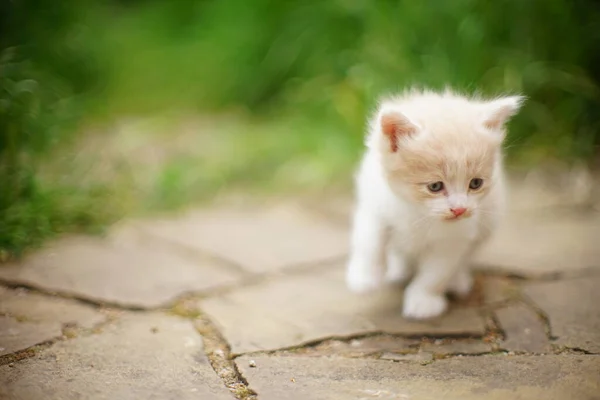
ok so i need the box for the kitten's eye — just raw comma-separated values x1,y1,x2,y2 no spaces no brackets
469,178,484,190
427,181,444,193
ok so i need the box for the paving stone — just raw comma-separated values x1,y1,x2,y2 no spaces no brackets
138,204,348,273
0,287,105,328
237,354,600,400
506,167,595,211
303,194,353,227
0,287,106,356
496,304,551,353
0,225,242,308
0,313,233,400
200,266,485,354
421,339,493,355
0,318,59,357
474,210,600,277
524,276,600,353
481,276,519,305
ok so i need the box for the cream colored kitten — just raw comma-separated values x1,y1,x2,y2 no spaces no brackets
346,89,523,320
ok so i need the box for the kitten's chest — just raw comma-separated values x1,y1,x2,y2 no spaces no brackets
391,216,479,254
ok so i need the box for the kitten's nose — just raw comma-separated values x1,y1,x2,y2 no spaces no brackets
450,207,467,217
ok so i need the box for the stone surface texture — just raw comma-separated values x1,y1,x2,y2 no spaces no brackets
496,304,551,353
0,227,242,308
0,287,105,356
0,314,233,400
474,211,600,277
0,318,59,357
524,276,600,353
200,267,485,353
236,355,600,400
138,204,348,273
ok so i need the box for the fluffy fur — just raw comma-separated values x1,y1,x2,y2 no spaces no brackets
346,89,524,319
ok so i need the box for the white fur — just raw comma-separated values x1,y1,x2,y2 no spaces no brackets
346,90,523,320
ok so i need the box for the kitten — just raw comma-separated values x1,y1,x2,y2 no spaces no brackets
346,89,523,320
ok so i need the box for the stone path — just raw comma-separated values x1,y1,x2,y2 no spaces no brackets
1,176,600,400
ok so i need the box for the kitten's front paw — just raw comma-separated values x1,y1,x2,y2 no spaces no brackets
346,262,382,294
448,270,474,298
402,289,448,320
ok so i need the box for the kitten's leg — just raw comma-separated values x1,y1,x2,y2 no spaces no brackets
385,248,412,285
402,245,470,319
346,208,387,293
447,268,474,298
447,238,485,297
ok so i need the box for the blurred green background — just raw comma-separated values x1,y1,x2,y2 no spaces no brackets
2,0,600,257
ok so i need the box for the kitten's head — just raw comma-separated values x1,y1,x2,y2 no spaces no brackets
369,90,524,220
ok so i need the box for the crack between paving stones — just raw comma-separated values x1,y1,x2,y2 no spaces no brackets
0,340,56,367
230,331,486,359
554,347,600,356
471,265,600,282
0,313,117,366
479,308,505,346
167,255,347,302
275,254,348,275
134,227,253,277
192,313,258,400
0,252,344,315
0,280,150,311
235,342,598,363
518,294,556,341
134,224,349,298
490,296,600,356
136,215,349,277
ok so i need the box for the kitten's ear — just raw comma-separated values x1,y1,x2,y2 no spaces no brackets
482,95,525,132
379,110,419,152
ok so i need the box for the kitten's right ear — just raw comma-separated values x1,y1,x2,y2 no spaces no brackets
379,110,419,153
482,95,525,132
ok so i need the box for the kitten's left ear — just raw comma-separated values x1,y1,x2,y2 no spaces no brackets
482,95,525,132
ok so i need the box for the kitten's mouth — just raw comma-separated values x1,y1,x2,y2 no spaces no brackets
444,213,471,221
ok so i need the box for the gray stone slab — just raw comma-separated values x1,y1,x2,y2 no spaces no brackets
0,317,59,357
303,194,353,227
0,225,242,308
506,167,595,211
0,313,233,400
474,211,600,277
496,304,551,353
200,266,485,354
138,204,348,273
0,287,106,356
0,287,105,327
524,276,600,353
237,354,600,400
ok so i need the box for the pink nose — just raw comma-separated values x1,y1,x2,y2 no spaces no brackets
450,207,467,217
